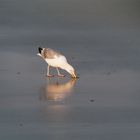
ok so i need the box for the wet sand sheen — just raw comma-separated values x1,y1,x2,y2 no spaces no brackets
0,51,140,140
1,0,140,139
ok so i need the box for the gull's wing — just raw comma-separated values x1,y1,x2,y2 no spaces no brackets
43,48,62,59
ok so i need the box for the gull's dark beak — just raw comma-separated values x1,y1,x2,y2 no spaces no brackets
38,47,43,54
71,70,78,78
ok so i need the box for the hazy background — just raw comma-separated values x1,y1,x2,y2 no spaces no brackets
0,0,140,65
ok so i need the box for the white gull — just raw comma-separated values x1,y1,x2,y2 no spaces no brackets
37,47,77,78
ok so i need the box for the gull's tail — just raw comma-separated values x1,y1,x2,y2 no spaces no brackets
38,47,43,54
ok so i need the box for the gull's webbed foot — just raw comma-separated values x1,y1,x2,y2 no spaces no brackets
46,74,54,77
57,74,65,77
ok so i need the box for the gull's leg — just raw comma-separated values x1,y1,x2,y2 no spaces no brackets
47,65,54,77
56,67,65,77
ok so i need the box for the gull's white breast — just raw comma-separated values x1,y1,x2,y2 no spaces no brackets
45,55,67,67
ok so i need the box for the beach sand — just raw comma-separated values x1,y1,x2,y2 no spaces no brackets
0,51,140,140
0,0,140,139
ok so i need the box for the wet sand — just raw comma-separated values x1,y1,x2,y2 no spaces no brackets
1,0,140,139
0,51,140,140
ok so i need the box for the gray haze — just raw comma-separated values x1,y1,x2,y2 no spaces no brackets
0,0,140,70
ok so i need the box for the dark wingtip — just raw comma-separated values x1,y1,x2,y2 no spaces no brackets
38,47,43,54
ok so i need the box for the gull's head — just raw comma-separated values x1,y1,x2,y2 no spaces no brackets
64,64,77,78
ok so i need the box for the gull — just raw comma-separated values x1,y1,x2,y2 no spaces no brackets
37,47,77,78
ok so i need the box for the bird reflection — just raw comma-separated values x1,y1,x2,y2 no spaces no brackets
40,78,77,101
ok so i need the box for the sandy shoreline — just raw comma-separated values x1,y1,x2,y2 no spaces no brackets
0,51,140,140
1,0,140,139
